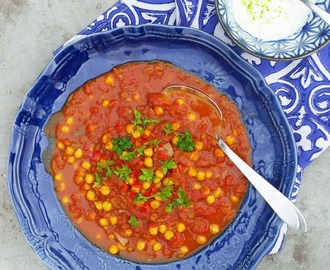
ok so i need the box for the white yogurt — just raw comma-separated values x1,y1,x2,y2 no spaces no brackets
231,0,314,40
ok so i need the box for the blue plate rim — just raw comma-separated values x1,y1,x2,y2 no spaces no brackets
7,24,297,270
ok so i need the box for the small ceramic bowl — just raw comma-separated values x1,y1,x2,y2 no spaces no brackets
215,0,330,60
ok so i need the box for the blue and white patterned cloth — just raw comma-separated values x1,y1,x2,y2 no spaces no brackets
60,0,330,254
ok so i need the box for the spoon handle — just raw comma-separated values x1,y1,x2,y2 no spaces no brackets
300,0,330,26
218,139,307,231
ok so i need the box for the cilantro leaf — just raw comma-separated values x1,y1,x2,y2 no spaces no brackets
176,188,192,207
132,108,159,128
158,185,173,201
114,165,132,183
132,108,143,126
120,152,136,161
150,139,161,147
161,158,177,174
134,193,148,203
93,173,102,187
163,122,173,136
128,215,139,228
112,136,132,156
177,130,195,152
165,188,192,212
139,168,155,182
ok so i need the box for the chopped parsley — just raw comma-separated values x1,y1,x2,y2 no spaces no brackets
134,185,173,203
177,130,195,152
161,158,177,175
132,108,159,128
139,168,155,182
112,136,132,156
163,122,173,136
114,165,132,183
149,139,161,147
128,214,139,228
93,173,102,187
120,145,146,161
165,188,192,213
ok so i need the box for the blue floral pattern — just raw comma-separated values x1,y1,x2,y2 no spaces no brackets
61,0,330,254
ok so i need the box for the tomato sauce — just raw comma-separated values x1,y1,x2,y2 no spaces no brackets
45,61,251,263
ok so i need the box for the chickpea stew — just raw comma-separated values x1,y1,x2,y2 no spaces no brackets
45,61,251,263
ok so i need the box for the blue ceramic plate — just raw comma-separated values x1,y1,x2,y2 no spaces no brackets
215,0,330,60
8,25,297,270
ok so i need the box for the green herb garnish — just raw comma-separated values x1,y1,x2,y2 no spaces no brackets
132,108,159,128
134,193,149,203
163,122,173,136
158,184,173,201
128,214,140,228
165,188,192,212
149,139,161,147
177,130,195,152
161,158,177,175
112,136,132,156
134,185,173,203
93,173,102,187
114,165,132,183
119,145,146,161
139,168,155,182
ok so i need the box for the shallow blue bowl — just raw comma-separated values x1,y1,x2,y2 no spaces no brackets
216,0,330,60
8,25,297,270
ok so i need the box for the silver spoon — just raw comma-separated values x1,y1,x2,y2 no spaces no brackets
299,0,330,26
163,85,307,232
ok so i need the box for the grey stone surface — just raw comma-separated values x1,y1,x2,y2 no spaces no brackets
0,1,329,269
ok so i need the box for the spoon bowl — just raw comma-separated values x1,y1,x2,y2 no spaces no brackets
163,84,307,232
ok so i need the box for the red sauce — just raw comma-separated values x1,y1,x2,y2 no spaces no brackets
45,61,251,263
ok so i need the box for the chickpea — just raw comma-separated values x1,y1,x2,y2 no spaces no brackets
99,218,109,227
180,246,189,254
108,244,119,255
194,141,203,151
210,224,220,234
109,216,118,225
85,173,95,184
54,174,63,181
196,171,206,181
74,148,83,159
206,195,216,205
148,226,158,236
125,124,134,134
154,106,164,116
150,200,160,209
143,147,153,157
144,157,153,167
132,130,141,139
136,241,146,251
188,167,197,177
189,151,199,161
104,75,115,86
153,242,162,252
196,235,207,244
164,230,174,240
66,117,73,125
177,223,186,232
226,135,235,146
102,201,112,211
82,160,91,170
158,224,167,234
100,185,111,195
188,112,197,121
86,190,96,201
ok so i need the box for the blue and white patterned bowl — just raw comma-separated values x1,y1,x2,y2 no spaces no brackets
215,0,330,60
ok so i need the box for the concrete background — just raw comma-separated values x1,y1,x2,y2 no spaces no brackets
0,1,329,269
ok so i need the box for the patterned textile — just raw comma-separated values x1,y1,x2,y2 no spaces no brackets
58,0,330,253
